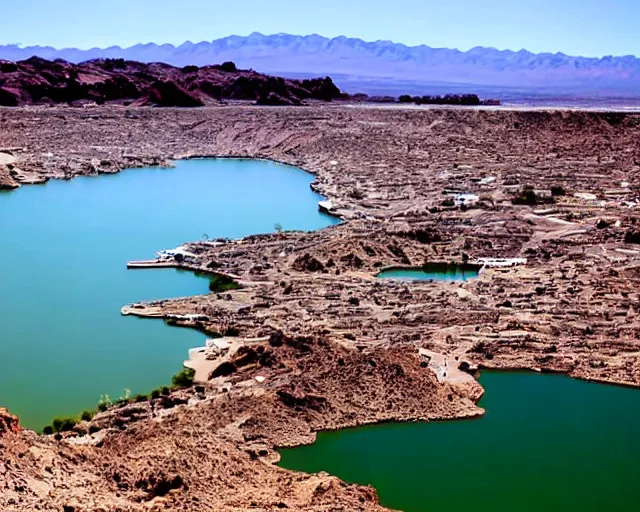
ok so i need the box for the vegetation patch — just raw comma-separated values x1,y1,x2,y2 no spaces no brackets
512,187,539,205
398,93,500,106
208,273,241,293
52,416,78,433
171,367,195,388
625,230,640,244
44,369,196,434
80,410,95,421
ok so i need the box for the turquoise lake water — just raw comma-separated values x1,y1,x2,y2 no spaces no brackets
377,263,480,282
280,372,640,512
0,158,338,430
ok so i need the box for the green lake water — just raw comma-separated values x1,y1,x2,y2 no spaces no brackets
279,372,640,512
377,263,480,282
0,158,338,430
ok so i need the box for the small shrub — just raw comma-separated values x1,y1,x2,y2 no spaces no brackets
224,326,240,337
42,425,53,435
161,386,171,396
512,187,538,205
52,416,78,433
349,188,364,200
98,394,112,412
134,394,148,403
209,273,241,293
551,186,566,196
172,368,196,388
151,389,161,399
80,410,94,422
220,61,237,72
625,231,640,244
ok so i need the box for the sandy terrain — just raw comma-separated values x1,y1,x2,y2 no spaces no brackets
1,104,640,511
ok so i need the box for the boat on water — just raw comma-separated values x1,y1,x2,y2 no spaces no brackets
156,245,198,262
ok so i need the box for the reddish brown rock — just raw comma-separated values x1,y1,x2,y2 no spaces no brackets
0,165,19,189
0,407,20,435
0,57,347,107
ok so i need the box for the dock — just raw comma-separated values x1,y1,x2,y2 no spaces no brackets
126,259,180,269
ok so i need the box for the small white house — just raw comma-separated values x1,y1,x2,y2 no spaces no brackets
452,193,480,207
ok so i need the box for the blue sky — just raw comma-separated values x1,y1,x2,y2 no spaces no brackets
1,0,638,57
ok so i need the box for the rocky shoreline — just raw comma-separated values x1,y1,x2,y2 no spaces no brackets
1,104,640,511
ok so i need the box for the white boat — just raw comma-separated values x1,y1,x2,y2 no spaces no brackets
156,245,198,261
475,257,527,268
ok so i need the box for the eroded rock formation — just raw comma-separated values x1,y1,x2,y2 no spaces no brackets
0,57,346,107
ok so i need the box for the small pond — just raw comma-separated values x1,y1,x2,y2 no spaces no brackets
377,263,480,282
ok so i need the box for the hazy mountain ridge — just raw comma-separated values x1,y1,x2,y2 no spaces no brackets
2,33,640,92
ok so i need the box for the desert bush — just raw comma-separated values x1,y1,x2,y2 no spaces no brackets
512,187,538,205
52,416,78,433
209,273,241,293
171,368,195,389
80,410,94,422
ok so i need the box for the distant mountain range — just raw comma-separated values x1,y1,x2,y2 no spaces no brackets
2,33,640,96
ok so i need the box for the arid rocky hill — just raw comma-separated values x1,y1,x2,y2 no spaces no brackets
0,57,346,107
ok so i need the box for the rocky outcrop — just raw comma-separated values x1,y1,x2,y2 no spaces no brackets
0,165,19,189
0,57,347,107
0,407,20,435
144,80,204,107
